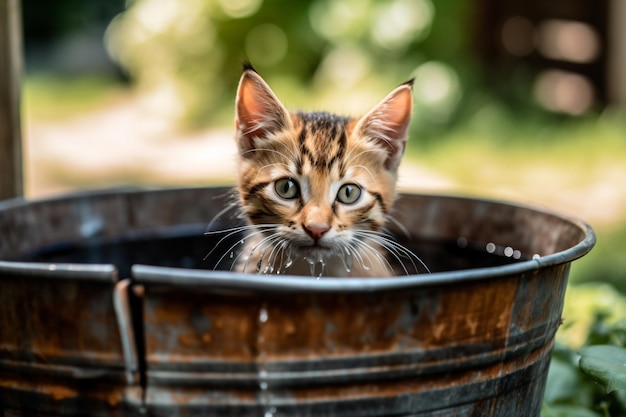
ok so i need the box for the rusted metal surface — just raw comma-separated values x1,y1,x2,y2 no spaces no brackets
0,187,595,416
135,266,565,416
0,263,141,416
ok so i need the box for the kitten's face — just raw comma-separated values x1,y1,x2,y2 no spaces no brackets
234,68,412,260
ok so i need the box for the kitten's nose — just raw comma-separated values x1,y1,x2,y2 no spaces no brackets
304,223,330,240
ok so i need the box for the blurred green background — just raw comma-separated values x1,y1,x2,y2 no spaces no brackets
17,0,626,413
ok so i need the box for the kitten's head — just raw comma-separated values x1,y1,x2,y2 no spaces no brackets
234,66,412,259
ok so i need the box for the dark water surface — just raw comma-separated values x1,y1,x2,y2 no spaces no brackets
17,227,529,278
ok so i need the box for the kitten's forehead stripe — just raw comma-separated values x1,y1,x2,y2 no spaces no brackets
297,112,349,174
298,112,350,133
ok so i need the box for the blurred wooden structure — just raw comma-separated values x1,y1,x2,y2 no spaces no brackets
474,0,626,114
0,0,23,200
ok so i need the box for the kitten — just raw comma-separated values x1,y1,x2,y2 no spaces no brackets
227,64,421,277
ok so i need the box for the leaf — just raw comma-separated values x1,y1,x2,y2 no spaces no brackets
544,357,583,404
579,345,626,393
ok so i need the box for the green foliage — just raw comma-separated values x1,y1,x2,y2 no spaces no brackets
542,311,626,417
571,221,626,294
558,285,626,348
105,0,477,129
580,345,626,394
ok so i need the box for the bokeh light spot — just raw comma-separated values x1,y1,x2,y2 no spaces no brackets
371,0,433,50
309,0,368,42
317,44,371,87
245,24,288,67
413,61,461,110
538,19,600,64
218,0,263,19
534,69,595,115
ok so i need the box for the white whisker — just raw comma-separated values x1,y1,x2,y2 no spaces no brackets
351,238,395,274
353,230,431,274
266,239,288,274
343,146,380,167
356,232,418,274
273,139,299,161
204,224,277,261
212,228,277,269
352,164,377,184
385,215,411,240
242,232,282,273
205,200,239,232
240,147,294,162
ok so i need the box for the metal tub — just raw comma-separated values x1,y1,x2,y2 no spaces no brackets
0,186,595,416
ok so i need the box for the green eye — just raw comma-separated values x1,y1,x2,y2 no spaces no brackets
337,184,362,204
275,178,300,199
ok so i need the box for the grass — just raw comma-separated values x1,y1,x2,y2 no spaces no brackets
22,74,127,121
409,113,626,198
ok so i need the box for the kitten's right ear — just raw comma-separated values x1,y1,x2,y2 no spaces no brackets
235,69,291,155
353,81,413,171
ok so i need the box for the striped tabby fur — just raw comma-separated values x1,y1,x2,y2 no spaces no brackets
230,65,419,277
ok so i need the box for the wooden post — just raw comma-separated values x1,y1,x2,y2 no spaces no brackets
0,0,23,200
609,0,626,107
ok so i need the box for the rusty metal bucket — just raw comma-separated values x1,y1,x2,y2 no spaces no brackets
0,186,595,416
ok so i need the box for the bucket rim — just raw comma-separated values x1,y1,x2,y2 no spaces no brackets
0,186,596,291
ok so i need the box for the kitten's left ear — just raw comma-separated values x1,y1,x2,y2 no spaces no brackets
354,81,413,170
235,68,291,155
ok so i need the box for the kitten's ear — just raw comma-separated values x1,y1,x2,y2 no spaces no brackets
354,81,413,170
235,68,291,154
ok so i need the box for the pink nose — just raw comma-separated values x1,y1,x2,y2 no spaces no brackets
304,223,330,240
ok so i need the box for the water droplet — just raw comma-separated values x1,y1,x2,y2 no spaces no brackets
284,257,293,269
532,253,541,260
264,411,273,417
457,237,468,248
256,257,264,273
259,308,268,323
504,246,514,257
263,265,274,274
304,256,316,277
260,381,268,391
318,259,325,278
341,247,353,272
304,254,327,278
513,250,522,260
229,252,234,259
486,242,497,253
